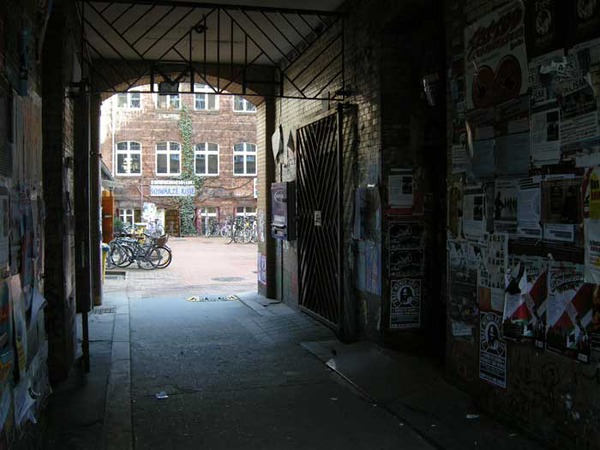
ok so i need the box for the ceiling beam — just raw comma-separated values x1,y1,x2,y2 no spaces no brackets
79,0,340,17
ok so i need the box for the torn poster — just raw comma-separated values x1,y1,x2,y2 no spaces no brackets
494,96,530,175
466,107,495,178
517,177,542,239
502,256,548,342
528,50,565,108
546,262,592,363
479,311,507,389
479,233,508,290
390,279,421,329
388,170,414,209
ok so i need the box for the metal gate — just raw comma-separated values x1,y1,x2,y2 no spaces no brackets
296,112,342,328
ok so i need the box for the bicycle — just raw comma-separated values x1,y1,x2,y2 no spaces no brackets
143,233,173,269
107,235,164,269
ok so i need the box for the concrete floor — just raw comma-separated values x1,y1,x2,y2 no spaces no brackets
43,237,545,450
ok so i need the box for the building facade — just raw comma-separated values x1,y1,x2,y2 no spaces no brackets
100,84,258,236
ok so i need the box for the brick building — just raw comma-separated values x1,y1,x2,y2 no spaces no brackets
100,85,258,236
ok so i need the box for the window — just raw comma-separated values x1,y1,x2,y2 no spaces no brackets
194,143,219,175
233,96,256,112
236,206,256,217
156,91,181,109
115,141,142,175
194,84,219,111
233,143,257,176
156,142,181,175
118,209,141,226
117,92,141,109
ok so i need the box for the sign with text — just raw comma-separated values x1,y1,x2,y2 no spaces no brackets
150,180,195,197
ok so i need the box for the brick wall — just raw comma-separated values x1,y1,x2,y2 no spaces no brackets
100,86,257,226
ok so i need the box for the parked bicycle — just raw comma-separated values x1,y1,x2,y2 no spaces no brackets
107,233,172,269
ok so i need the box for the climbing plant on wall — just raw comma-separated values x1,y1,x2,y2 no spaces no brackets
178,106,203,236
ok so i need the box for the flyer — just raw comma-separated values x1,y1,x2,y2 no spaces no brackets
502,256,548,341
388,170,414,209
448,239,478,332
517,177,542,239
388,221,425,277
546,262,592,363
583,166,600,283
479,233,508,290
525,0,565,57
541,175,581,242
530,107,561,166
463,185,487,240
493,179,519,235
479,311,507,389
390,279,421,329
464,1,528,110
528,50,565,108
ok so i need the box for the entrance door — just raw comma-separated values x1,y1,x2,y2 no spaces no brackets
165,209,180,236
296,113,341,329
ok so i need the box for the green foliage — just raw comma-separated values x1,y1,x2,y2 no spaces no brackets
178,107,203,236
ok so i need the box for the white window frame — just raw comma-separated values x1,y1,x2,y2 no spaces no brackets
119,208,138,226
233,95,256,113
155,141,181,176
115,141,142,176
155,84,181,110
194,84,219,111
236,206,256,217
116,92,141,109
194,142,219,176
233,142,257,176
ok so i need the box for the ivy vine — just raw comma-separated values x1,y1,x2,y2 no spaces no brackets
178,106,203,236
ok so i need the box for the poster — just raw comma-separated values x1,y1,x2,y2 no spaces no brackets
448,239,478,335
572,0,600,43
494,96,530,176
479,311,507,389
541,175,581,242
463,185,487,240
526,0,565,57
0,279,11,384
517,177,542,239
257,253,266,285
546,262,592,363
466,107,495,177
583,167,600,283
388,170,414,209
390,279,421,329
502,256,548,341
464,1,528,110
479,233,508,290
493,179,518,235
0,186,7,271
388,221,425,277
530,107,561,166
528,50,565,108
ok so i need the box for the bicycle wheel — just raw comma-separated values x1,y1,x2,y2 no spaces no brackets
137,247,160,270
109,244,132,268
154,246,172,269
220,224,231,239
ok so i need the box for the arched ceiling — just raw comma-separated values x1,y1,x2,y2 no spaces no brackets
80,0,345,99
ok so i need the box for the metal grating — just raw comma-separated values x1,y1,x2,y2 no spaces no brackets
79,0,343,99
296,112,341,328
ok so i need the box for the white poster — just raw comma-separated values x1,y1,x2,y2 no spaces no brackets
464,1,528,110
517,177,542,239
530,108,561,166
